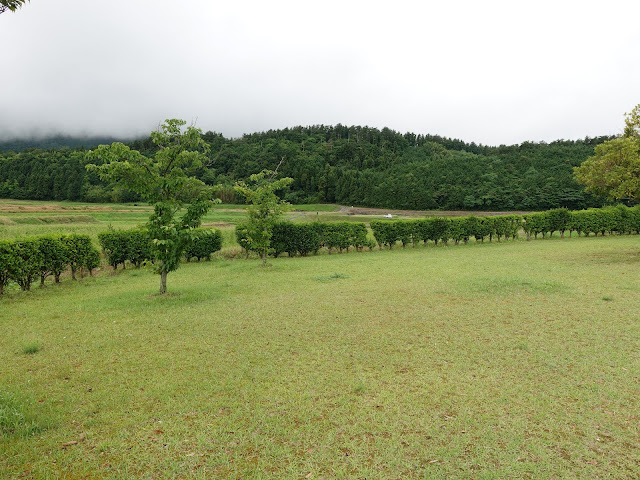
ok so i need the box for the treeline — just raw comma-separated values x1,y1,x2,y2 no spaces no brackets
0,125,616,210
0,135,123,153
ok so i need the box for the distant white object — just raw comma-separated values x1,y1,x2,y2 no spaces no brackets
384,214,393,218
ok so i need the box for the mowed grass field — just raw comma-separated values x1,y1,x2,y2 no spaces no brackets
1,199,640,478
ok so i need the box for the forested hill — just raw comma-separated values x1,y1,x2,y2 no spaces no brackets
0,135,124,153
0,125,615,211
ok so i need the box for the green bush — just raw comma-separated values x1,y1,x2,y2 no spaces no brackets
184,229,223,261
98,229,152,269
467,216,492,242
36,235,69,286
522,212,548,240
413,219,432,245
489,215,520,241
370,220,399,249
630,205,640,233
449,217,470,245
547,208,571,238
98,231,128,269
235,223,252,258
127,229,153,267
349,223,370,251
61,234,99,280
395,221,413,247
8,238,43,291
571,209,606,236
330,222,359,252
297,224,322,256
0,240,15,295
432,217,451,245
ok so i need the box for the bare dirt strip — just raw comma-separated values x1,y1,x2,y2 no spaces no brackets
0,203,148,214
337,206,533,217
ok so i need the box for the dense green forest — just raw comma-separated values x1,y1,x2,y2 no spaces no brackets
0,125,614,210
0,135,122,153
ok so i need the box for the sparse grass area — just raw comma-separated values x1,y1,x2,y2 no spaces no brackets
1,233,639,478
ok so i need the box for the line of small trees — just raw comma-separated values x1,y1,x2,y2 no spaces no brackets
98,228,223,269
0,234,100,295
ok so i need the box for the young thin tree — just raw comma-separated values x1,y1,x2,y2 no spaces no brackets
86,119,215,294
235,167,293,265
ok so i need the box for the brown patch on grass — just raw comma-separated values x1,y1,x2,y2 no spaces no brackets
201,222,234,228
339,206,534,217
0,203,149,214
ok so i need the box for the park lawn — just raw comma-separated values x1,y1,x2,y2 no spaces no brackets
1,235,639,479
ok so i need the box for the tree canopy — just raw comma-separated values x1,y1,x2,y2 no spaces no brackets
0,0,29,14
235,167,293,264
574,106,640,203
86,119,215,294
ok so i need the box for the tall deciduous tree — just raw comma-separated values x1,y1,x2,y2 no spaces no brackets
86,119,215,294
235,167,293,265
574,106,640,203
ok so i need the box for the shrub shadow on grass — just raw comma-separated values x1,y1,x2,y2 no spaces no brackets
313,273,348,283
585,249,640,265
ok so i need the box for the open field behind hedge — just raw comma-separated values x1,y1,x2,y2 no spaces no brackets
0,200,366,242
2,234,640,479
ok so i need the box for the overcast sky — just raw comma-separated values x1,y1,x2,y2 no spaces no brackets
1,0,639,145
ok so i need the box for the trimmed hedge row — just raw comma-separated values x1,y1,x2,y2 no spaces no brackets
370,215,521,248
371,205,640,248
233,205,640,260
0,234,99,294
236,221,375,258
570,205,640,237
98,227,223,268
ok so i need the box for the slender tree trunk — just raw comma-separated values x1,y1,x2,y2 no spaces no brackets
40,275,46,287
54,273,60,283
262,251,267,265
71,266,77,280
160,269,167,294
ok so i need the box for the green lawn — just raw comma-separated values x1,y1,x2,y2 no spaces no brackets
2,234,639,478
